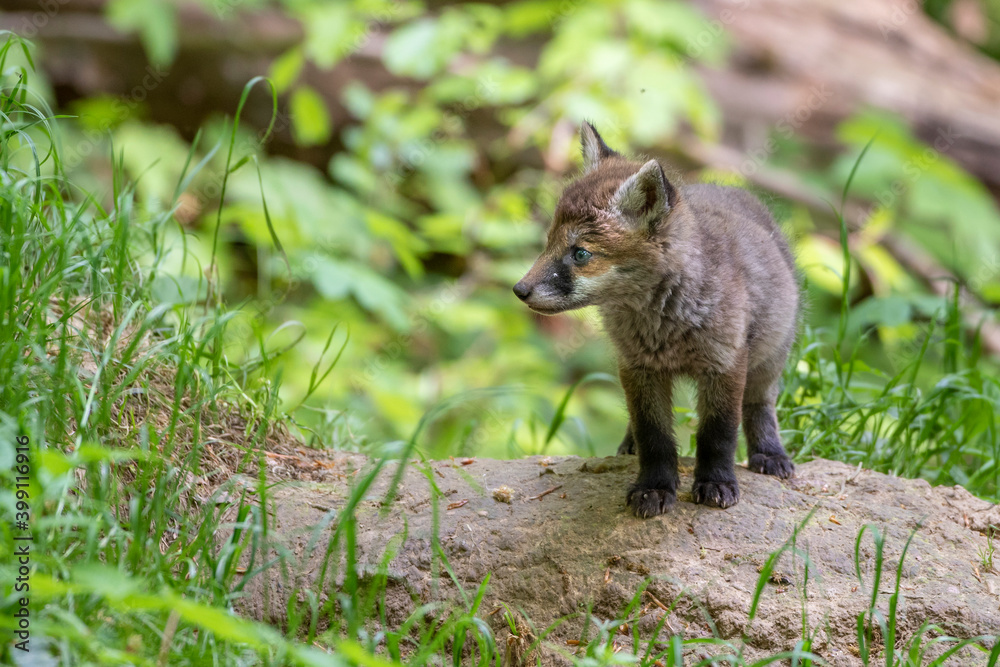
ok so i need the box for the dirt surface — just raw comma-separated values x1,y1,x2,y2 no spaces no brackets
242,455,1000,664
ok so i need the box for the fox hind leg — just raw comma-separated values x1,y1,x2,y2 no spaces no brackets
742,357,794,479
617,421,635,455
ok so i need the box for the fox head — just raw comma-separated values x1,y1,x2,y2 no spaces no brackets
513,122,679,314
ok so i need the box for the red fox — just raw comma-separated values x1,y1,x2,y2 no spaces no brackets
514,123,799,518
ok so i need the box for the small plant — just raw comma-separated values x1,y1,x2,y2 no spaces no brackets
979,525,997,574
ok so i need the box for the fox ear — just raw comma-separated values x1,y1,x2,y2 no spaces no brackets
611,159,676,230
581,122,618,173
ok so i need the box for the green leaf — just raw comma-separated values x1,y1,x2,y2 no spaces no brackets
624,0,720,50
290,86,332,146
270,47,304,93
38,449,73,477
74,443,149,464
365,210,427,278
151,274,204,305
310,256,410,331
342,81,376,119
301,4,358,68
428,60,538,106
847,296,913,330
383,17,466,79
383,19,440,78
503,0,563,36
330,153,377,195
114,121,194,204
106,0,178,67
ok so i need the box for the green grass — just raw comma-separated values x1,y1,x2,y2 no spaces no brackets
0,34,998,666
779,243,1000,501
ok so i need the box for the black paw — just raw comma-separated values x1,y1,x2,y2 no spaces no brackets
748,453,794,479
626,485,676,518
692,478,740,508
616,434,635,456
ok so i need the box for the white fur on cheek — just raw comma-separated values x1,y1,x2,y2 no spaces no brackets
575,271,617,302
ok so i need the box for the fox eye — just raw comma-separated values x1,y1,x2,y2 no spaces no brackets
572,248,592,264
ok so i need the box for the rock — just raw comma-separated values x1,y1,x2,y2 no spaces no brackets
241,456,1000,664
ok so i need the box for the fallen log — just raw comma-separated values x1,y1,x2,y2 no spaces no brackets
690,0,1000,191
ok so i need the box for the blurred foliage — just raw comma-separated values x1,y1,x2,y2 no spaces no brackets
4,27,1000,664
26,0,1000,462
925,0,1000,62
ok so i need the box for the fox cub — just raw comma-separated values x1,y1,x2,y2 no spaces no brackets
514,123,799,518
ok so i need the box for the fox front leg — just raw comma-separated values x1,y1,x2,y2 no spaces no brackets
692,351,748,509
619,366,678,518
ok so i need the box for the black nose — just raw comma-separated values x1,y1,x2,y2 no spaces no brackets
513,281,532,301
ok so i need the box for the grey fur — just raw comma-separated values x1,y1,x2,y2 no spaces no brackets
514,124,799,518
607,183,799,516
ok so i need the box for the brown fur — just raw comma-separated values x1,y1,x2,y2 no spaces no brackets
514,123,799,518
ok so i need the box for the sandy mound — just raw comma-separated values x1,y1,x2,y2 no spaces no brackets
242,455,1000,664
